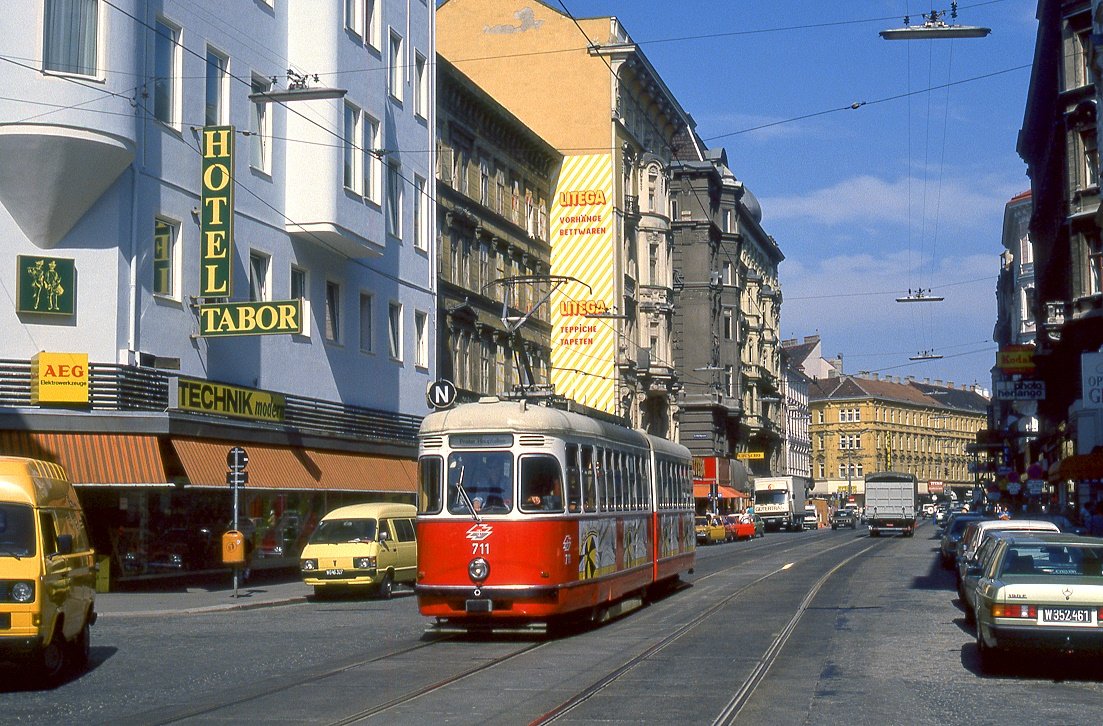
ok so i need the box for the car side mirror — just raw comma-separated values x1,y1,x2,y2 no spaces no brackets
55,534,74,556
378,530,390,543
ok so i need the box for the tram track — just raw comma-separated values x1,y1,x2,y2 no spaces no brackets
528,533,881,725
136,530,884,725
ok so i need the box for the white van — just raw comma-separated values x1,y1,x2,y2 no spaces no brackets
299,503,416,598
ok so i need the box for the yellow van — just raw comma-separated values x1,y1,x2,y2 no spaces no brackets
299,503,416,599
0,456,96,683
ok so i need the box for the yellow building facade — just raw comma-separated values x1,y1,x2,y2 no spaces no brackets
810,374,989,500
438,0,697,435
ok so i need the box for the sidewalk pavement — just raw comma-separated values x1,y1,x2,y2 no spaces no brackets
96,574,312,618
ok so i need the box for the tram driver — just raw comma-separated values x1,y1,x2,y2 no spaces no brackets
522,462,563,512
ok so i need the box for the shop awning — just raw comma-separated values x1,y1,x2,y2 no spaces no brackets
1057,451,1103,480
171,438,416,493
0,431,169,486
693,482,747,500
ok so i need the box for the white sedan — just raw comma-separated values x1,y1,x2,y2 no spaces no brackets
973,533,1103,672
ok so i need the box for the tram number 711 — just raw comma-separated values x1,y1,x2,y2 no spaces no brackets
472,542,491,555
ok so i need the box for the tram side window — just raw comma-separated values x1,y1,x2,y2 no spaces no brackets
418,456,443,514
581,445,597,512
595,447,607,511
626,455,636,510
520,455,563,512
612,451,624,511
565,444,582,513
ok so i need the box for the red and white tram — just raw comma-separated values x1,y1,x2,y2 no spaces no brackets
415,397,695,632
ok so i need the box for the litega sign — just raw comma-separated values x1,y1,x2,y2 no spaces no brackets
17,256,75,315
170,376,287,422
30,352,88,404
200,126,234,297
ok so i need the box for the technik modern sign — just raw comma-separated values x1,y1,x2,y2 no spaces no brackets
170,376,287,422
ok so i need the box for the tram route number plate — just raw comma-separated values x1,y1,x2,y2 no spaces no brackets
1039,608,1094,625
466,599,492,613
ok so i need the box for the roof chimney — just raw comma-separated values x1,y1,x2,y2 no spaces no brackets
934,379,943,386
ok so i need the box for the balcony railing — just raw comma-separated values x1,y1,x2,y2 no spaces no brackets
0,360,421,444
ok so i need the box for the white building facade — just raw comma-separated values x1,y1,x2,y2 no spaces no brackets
0,0,435,580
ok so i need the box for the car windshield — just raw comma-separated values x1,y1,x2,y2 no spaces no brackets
695,517,707,526
308,518,377,544
0,504,36,557
999,543,1103,578
947,516,987,538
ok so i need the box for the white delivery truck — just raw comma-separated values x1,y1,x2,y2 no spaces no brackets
752,476,810,531
864,471,919,537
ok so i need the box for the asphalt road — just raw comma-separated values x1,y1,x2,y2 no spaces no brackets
4,522,1102,724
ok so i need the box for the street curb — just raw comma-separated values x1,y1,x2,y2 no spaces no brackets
96,595,309,619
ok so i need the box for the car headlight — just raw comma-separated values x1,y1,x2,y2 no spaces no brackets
354,557,376,569
301,559,318,571
11,581,34,603
468,557,489,583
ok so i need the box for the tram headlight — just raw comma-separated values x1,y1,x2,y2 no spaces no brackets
468,557,490,584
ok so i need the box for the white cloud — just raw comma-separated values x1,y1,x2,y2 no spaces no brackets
760,174,1022,231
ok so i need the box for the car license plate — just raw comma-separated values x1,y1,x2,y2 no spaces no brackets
466,599,492,613
325,568,344,576
1039,608,1095,626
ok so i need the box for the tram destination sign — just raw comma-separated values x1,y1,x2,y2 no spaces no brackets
995,379,1045,401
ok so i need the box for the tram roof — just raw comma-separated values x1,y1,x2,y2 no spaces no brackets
420,398,688,457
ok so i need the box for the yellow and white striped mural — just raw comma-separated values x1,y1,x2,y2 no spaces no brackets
550,154,616,412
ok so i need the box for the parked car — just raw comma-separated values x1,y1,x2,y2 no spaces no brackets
695,515,726,545
725,514,759,541
958,530,1021,621
830,508,858,530
1009,512,1087,536
939,514,992,568
802,505,819,530
973,533,1103,671
955,519,1061,583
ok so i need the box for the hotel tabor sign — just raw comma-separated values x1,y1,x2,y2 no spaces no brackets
200,126,234,298
197,300,304,337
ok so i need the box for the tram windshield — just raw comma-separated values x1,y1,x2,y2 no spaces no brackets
447,452,514,515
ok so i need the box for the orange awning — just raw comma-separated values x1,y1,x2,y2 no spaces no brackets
171,438,416,493
694,482,747,500
0,431,169,486
1058,452,1103,480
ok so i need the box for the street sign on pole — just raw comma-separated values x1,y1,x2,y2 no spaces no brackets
227,446,249,470
226,446,248,598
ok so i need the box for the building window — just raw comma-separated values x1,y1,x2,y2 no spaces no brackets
414,51,428,118
415,310,428,367
204,48,228,126
479,243,490,287
496,166,507,216
388,301,402,359
723,365,734,398
388,31,403,101
344,102,363,192
344,0,363,36
818,462,825,479
325,281,341,342
290,267,307,301
249,252,270,302
153,19,181,127
359,293,373,352
722,308,733,340
413,175,427,251
723,209,734,233
525,190,535,238
43,0,99,76
479,158,490,207
366,0,380,49
365,115,381,202
723,261,735,286
153,218,177,297
387,162,402,238
250,75,271,172
481,339,493,392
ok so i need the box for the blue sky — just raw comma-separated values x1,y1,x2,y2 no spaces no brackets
561,0,1037,390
